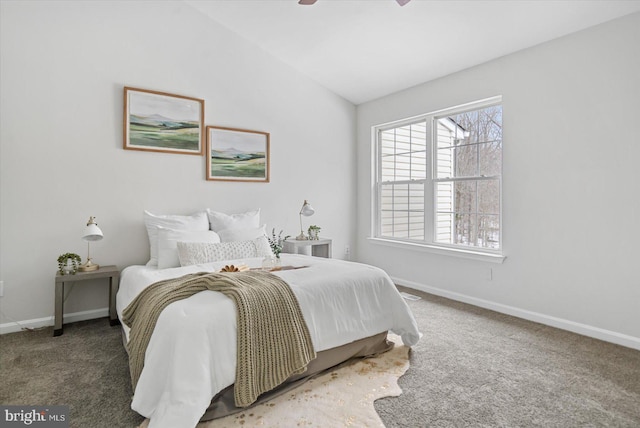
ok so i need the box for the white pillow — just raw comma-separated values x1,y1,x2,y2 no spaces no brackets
177,236,273,267
217,224,267,243
206,208,260,232
144,210,209,267
157,227,221,269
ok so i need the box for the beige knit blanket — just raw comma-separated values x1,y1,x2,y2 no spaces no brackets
122,270,316,407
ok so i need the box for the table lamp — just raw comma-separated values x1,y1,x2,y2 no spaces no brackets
78,216,103,272
296,200,315,240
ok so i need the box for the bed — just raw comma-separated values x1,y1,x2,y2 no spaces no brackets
116,210,421,428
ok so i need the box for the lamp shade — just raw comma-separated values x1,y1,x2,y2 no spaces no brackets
82,217,103,241
82,224,103,241
300,200,315,217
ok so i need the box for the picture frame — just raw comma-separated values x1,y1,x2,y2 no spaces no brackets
123,86,204,155
206,126,270,182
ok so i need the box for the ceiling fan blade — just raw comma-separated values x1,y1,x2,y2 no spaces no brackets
298,0,407,5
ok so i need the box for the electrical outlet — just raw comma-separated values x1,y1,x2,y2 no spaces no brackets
0,280,4,297
345,245,351,260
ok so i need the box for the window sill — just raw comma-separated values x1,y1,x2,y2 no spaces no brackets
367,237,506,264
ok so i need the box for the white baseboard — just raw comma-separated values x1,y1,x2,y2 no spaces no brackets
393,277,640,351
0,307,108,335
4,282,639,351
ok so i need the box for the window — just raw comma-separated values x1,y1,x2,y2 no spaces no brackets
373,97,502,256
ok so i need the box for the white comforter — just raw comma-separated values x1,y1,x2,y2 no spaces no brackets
116,254,420,428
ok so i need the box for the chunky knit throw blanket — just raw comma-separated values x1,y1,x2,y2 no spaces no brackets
122,270,316,407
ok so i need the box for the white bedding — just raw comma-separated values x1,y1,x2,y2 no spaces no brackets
116,254,420,428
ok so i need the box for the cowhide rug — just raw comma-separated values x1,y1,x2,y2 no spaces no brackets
202,334,409,427
140,334,410,427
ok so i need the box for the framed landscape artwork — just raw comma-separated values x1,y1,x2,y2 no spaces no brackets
206,126,270,182
123,87,204,155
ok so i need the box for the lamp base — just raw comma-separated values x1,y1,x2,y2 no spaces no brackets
296,232,308,241
78,260,99,272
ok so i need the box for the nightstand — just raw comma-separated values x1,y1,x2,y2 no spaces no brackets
54,265,120,336
282,238,332,258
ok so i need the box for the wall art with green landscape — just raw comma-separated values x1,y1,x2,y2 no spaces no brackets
206,126,270,183
124,87,204,155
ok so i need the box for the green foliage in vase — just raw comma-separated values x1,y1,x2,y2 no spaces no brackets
267,229,290,259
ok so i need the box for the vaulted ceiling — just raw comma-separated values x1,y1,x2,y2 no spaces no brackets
186,1,640,104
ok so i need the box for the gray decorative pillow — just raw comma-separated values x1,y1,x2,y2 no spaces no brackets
177,236,273,266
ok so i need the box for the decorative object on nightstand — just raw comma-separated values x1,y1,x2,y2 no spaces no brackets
78,216,103,272
296,200,315,240
57,253,82,275
307,225,321,240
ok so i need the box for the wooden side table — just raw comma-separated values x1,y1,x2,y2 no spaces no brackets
54,265,120,336
283,238,332,258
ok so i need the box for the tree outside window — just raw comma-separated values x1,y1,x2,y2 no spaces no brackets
374,97,502,254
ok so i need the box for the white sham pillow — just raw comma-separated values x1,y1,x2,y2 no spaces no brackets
144,210,209,267
217,224,267,243
206,208,260,233
177,236,273,267
157,227,221,269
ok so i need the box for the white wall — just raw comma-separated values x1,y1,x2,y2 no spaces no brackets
356,13,640,347
0,1,356,328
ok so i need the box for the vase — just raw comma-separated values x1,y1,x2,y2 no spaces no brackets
262,255,282,270
262,256,275,270
62,260,75,275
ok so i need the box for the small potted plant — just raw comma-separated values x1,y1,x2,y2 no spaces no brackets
308,225,321,240
57,253,82,275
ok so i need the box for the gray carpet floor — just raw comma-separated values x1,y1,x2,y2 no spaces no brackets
1,287,639,427
377,287,640,427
